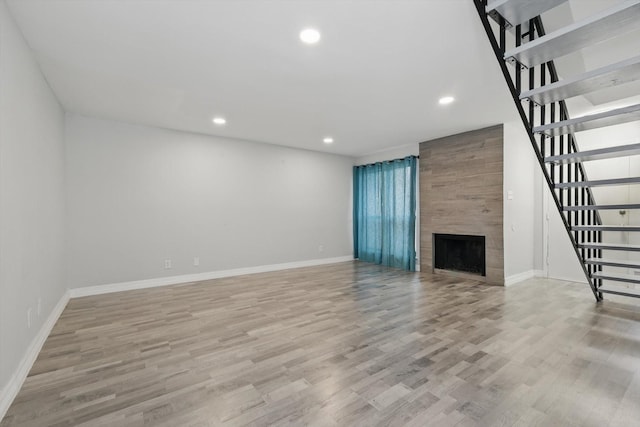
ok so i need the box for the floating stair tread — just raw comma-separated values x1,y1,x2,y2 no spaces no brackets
522,55,640,104
598,284,640,298
546,142,640,164
556,176,640,188
504,0,640,67
594,272,640,282
573,225,640,232
579,243,640,251
585,258,640,268
593,271,640,285
564,203,640,211
487,0,568,27
534,103,640,137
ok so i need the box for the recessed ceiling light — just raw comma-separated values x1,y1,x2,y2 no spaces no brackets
212,117,226,125
439,96,455,105
323,137,334,144
300,28,321,44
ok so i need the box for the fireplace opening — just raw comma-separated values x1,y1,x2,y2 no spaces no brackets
434,234,486,276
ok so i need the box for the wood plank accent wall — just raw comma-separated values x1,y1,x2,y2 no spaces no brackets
419,125,504,285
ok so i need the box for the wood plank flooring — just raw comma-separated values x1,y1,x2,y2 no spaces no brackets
2,261,640,426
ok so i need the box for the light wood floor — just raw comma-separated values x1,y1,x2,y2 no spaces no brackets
2,261,640,426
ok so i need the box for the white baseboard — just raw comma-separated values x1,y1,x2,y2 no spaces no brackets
504,269,551,287
69,255,354,298
0,290,70,422
505,270,536,287
545,275,589,285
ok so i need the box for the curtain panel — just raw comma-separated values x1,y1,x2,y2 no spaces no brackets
353,156,417,271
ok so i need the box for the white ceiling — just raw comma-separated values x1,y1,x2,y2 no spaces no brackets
9,0,634,157
6,0,518,157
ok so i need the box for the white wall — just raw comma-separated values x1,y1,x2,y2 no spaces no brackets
544,186,584,282
65,114,353,288
354,143,419,166
503,120,543,282
0,0,66,403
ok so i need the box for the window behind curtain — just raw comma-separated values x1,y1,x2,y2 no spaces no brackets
353,156,417,271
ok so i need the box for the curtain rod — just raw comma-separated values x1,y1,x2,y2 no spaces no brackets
354,155,419,168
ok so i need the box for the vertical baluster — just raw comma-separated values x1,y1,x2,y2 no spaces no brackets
499,16,506,54
574,155,579,243
587,210,595,266
568,134,573,222
559,108,565,207
515,25,522,94
550,102,556,182
598,230,602,273
589,186,600,270
567,164,572,227
581,188,586,260
540,63,546,157
550,102,556,163
528,20,535,130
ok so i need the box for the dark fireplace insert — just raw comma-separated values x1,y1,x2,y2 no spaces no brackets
434,234,486,276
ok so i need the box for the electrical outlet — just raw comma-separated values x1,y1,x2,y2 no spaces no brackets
318,245,324,252
37,298,42,317
164,259,172,269
193,257,200,266
27,308,32,328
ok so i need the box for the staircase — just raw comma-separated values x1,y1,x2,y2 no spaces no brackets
474,0,640,301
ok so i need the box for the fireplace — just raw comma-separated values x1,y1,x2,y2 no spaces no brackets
420,126,503,284
433,234,486,276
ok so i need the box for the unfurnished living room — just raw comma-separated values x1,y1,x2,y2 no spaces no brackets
1,0,640,426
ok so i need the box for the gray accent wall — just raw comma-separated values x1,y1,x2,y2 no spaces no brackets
420,125,505,285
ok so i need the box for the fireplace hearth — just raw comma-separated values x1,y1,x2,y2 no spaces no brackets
434,234,486,276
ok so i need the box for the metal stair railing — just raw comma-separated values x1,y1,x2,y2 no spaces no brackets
473,0,603,301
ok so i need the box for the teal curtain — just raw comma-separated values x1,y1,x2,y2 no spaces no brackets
353,156,417,271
